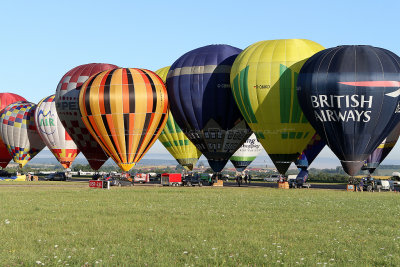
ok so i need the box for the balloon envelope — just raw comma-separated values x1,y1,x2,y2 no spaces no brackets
0,102,46,168
55,63,119,170
166,44,251,172
295,133,326,169
0,93,27,168
79,68,169,172
156,66,202,170
297,45,400,176
230,133,262,172
362,122,400,174
36,95,80,169
231,39,324,174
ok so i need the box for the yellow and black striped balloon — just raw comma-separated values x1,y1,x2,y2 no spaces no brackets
79,68,168,171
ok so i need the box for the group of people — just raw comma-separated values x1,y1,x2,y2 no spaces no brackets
235,173,252,186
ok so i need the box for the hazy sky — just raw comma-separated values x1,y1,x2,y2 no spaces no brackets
2,0,400,168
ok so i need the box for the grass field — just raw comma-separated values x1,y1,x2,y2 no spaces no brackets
1,184,400,266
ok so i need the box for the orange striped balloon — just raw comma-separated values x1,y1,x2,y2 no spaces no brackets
79,68,168,171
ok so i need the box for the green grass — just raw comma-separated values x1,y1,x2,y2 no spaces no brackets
1,185,400,266
0,181,86,186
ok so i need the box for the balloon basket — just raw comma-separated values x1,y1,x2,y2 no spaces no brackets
346,184,355,191
278,182,289,189
213,180,224,187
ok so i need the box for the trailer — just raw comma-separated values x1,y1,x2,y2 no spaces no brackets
133,173,150,183
161,173,182,186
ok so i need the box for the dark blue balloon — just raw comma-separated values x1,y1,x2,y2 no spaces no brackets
296,169,309,182
297,45,400,176
166,45,251,172
295,134,326,170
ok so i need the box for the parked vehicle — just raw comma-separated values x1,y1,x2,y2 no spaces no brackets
391,172,400,186
288,176,297,188
0,170,12,178
264,174,282,182
133,173,150,183
161,173,182,186
200,173,213,185
295,177,311,188
361,177,393,192
44,172,67,181
103,174,133,187
148,172,158,181
183,173,203,186
376,179,394,191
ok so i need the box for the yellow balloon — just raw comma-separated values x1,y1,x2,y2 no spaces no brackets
156,66,202,170
230,39,324,174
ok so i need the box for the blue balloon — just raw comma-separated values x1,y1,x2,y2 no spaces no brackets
297,45,400,176
295,134,326,170
166,45,251,172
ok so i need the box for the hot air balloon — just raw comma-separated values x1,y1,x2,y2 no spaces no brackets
230,39,325,174
295,133,326,170
0,102,46,168
35,95,80,169
155,66,202,170
0,93,27,168
230,133,262,172
294,133,326,182
362,122,400,174
166,44,251,173
55,63,119,170
297,45,400,176
79,68,168,172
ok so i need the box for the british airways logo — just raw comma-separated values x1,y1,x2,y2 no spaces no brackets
338,81,400,98
309,81,400,122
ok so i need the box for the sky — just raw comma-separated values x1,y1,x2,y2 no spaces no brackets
2,0,400,168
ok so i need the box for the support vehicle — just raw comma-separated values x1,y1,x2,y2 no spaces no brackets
183,173,203,186
44,172,67,181
133,173,150,183
161,173,182,186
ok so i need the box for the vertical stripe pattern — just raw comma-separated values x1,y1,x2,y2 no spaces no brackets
230,39,325,174
79,68,168,172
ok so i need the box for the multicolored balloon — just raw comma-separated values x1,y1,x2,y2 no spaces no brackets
79,68,169,172
35,95,80,169
156,66,201,170
0,102,45,168
0,93,27,168
362,122,400,174
55,63,119,170
231,39,324,174
230,133,262,172
297,45,400,176
166,44,251,172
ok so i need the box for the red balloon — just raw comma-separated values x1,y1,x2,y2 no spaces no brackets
55,63,119,170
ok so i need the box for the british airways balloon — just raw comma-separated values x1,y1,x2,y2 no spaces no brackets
297,45,400,176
